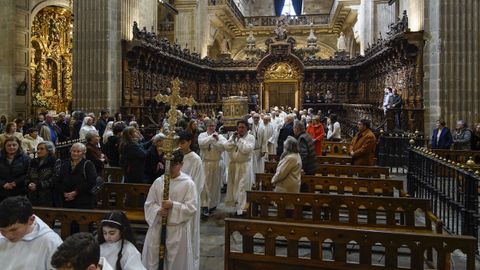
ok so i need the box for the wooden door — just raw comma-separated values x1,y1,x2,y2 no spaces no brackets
267,82,296,108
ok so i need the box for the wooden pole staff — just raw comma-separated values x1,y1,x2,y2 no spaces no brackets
154,78,195,269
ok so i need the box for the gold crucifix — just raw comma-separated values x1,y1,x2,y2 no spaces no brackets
155,78,196,132
154,78,195,269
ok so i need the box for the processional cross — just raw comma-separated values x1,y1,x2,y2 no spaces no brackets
154,78,195,269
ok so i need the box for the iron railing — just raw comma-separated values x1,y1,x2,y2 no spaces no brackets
377,133,426,174
407,147,480,252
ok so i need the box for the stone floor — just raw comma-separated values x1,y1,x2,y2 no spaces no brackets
199,182,480,270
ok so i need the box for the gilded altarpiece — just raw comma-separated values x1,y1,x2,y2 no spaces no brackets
30,7,73,113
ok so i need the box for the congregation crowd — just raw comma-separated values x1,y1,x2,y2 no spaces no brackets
0,99,479,269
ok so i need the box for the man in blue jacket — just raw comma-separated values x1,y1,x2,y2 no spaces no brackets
431,120,453,149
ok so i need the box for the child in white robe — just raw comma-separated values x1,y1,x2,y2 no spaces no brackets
0,196,62,270
142,150,198,270
99,211,145,270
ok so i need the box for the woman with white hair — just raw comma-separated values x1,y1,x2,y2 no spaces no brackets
271,136,302,193
79,117,97,141
55,142,97,208
144,133,166,183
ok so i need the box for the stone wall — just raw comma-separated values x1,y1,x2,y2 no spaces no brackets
0,0,15,118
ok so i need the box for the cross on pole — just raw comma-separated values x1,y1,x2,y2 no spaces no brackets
154,77,195,269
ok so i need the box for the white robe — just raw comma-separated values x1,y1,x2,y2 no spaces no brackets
100,240,145,270
224,134,255,214
99,257,115,270
142,172,197,270
79,125,97,140
0,215,63,270
250,123,267,174
198,131,226,209
181,151,205,270
263,123,275,156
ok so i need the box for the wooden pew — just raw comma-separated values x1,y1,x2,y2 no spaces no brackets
98,182,150,223
254,173,406,197
322,141,351,155
264,162,390,178
225,218,477,270
34,207,110,239
246,191,442,233
268,154,353,165
103,166,124,183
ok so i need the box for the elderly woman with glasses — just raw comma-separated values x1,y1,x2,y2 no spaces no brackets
55,142,97,208
271,136,302,193
26,141,60,206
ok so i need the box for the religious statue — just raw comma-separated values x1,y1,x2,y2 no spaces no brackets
274,16,288,41
220,37,230,54
337,32,347,52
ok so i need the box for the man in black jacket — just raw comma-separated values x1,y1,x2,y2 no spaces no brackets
276,114,295,156
292,120,319,175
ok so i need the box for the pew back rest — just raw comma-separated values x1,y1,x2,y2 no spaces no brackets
254,173,405,197
246,191,441,232
103,166,124,183
322,141,351,154
34,207,110,239
225,218,477,270
264,162,389,178
98,182,150,211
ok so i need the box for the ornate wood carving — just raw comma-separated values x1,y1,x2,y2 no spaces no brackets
123,18,423,131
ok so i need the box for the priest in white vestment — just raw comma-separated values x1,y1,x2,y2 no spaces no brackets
224,120,255,216
262,115,275,156
198,120,226,212
0,196,63,270
250,113,267,174
178,131,205,270
142,150,197,270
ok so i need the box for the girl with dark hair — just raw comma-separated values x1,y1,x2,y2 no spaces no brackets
99,211,145,270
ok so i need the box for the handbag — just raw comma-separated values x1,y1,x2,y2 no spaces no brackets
83,160,104,195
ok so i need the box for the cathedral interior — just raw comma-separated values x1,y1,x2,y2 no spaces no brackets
0,0,478,135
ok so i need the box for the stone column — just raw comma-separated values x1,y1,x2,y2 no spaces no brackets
174,0,208,56
121,0,140,40
0,0,16,116
73,0,122,113
423,0,480,133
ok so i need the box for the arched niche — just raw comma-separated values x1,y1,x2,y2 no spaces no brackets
256,41,304,110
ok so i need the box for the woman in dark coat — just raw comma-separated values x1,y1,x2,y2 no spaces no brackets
144,133,166,184
85,130,106,175
119,126,150,183
55,142,97,209
26,141,60,206
0,137,30,202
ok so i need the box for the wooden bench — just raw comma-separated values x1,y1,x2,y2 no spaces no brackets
322,141,351,155
34,207,110,239
254,173,406,197
246,191,442,233
225,218,477,270
264,162,390,178
103,166,124,183
98,182,150,223
268,154,353,165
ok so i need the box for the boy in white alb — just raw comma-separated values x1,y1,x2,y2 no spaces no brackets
0,196,62,270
